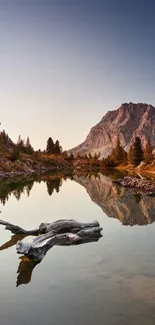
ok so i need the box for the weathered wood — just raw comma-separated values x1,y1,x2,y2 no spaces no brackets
0,220,39,235
16,232,82,259
77,226,102,237
0,218,102,260
39,219,99,234
0,219,99,235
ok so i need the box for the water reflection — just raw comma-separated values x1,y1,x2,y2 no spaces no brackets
0,175,64,205
17,257,40,287
46,178,62,195
0,173,155,289
74,174,155,226
0,223,102,287
1,173,155,226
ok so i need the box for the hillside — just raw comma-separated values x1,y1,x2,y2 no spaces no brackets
68,103,155,158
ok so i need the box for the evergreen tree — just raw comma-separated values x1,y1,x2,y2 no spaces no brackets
62,150,67,157
25,137,34,154
132,137,144,166
69,153,74,160
88,152,93,159
46,137,54,154
84,153,89,160
94,153,99,160
144,137,153,164
54,140,62,154
10,146,20,161
46,180,54,196
17,135,24,151
128,144,133,163
110,136,127,165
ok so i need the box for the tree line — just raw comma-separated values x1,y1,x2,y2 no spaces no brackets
0,127,154,168
68,136,154,168
0,133,63,161
102,136,153,167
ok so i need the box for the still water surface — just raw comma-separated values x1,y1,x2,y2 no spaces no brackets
0,174,155,325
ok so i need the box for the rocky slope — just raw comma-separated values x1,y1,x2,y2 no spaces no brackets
74,174,155,226
69,102,155,158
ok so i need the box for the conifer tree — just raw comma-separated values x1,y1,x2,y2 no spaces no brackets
25,137,34,154
46,137,54,154
54,140,62,154
10,146,20,161
88,152,92,159
132,137,143,166
17,135,24,150
128,144,133,163
62,150,67,157
111,136,127,164
144,137,153,164
69,153,74,160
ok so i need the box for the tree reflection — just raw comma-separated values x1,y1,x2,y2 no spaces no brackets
46,178,62,195
0,175,64,205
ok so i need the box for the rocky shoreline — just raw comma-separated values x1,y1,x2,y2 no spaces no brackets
0,154,74,180
114,176,155,196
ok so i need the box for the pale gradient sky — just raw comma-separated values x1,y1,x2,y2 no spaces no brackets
1,0,155,150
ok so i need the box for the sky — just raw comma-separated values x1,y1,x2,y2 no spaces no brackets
0,0,155,150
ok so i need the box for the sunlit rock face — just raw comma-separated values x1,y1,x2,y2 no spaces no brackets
68,103,155,157
74,174,155,226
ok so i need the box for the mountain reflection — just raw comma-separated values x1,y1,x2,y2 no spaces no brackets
1,173,155,226
74,174,155,226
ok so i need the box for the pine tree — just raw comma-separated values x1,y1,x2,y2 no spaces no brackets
69,153,74,160
54,140,61,154
62,150,67,157
132,137,144,166
144,137,153,164
46,137,54,154
10,146,20,161
128,144,133,163
88,152,93,159
17,135,24,151
25,137,34,154
110,136,127,165
94,153,98,160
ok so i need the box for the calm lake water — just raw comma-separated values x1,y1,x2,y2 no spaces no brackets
0,173,155,325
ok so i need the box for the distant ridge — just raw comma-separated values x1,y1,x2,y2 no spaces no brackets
68,102,155,158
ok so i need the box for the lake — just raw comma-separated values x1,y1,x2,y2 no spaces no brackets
0,173,155,325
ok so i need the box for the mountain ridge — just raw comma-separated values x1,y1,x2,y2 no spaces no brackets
68,102,155,158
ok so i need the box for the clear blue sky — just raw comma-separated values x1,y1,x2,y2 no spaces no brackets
0,0,155,150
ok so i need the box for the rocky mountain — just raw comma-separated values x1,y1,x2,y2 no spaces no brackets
69,102,155,158
74,174,155,226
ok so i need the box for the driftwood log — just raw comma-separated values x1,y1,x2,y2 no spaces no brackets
0,219,102,261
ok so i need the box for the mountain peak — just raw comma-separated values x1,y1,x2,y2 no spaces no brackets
68,102,155,158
